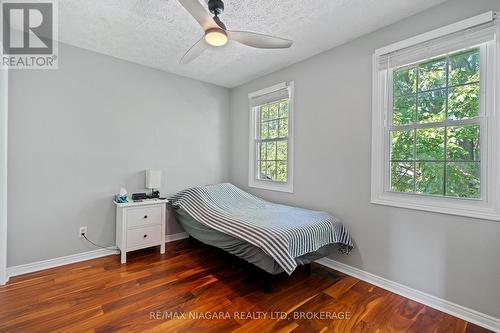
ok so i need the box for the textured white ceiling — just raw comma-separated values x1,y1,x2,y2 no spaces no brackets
59,0,446,88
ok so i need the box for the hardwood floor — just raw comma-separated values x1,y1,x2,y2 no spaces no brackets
0,240,493,333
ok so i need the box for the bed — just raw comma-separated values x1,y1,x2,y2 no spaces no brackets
168,183,353,288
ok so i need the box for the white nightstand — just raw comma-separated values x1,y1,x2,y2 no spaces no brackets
114,199,168,264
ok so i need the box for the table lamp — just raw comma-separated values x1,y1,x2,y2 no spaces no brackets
145,169,161,198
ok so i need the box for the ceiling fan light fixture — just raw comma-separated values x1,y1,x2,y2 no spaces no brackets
204,28,228,47
178,0,293,64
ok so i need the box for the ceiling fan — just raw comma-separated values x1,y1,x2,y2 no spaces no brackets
177,0,294,64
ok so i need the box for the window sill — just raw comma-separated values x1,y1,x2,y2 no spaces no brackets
248,179,293,193
371,192,500,221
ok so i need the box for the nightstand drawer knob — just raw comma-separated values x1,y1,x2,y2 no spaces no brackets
143,234,148,238
144,215,148,219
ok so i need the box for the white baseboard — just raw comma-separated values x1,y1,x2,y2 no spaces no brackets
4,233,189,283
165,232,188,242
6,247,119,280
315,258,500,332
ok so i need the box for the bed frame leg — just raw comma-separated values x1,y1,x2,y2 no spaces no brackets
304,263,311,276
264,273,273,294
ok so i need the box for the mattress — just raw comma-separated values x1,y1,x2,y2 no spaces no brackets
174,207,336,275
169,183,353,274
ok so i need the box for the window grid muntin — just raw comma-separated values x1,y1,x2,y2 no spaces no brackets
256,98,289,183
389,48,482,198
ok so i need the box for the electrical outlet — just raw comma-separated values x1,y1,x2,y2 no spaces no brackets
79,226,87,238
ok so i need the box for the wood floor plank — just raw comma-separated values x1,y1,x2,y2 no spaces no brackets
0,240,493,333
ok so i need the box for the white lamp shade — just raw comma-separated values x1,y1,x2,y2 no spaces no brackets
145,169,162,189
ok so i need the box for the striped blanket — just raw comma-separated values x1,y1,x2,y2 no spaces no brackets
169,183,353,274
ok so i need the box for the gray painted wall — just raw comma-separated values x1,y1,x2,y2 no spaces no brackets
229,0,500,318
8,43,230,266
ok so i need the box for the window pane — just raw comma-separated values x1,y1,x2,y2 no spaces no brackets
258,142,266,160
266,141,276,161
448,83,479,120
449,49,480,86
390,130,414,161
416,128,445,160
393,67,417,96
446,162,480,198
393,95,416,125
268,120,278,139
260,121,269,140
418,57,447,91
269,103,279,120
276,161,287,182
447,125,480,161
278,118,288,137
390,162,414,193
277,140,287,161
260,105,269,122
418,89,446,123
279,100,289,118
259,161,267,179
266,161,276,180
416,162,444,195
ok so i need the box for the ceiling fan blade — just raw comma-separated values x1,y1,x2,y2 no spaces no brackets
227,30,293,49
177,0,219,31
180,37,209,64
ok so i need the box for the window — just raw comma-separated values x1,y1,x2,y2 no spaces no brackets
371,12,500,220
248,82,294,192
391,49,481,198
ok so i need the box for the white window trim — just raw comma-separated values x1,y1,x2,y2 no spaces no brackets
248,81,294,193
371,12,500,221
0,52,8,284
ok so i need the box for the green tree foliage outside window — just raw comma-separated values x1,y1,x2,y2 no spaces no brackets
257,99,289,182
390,49,481,198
